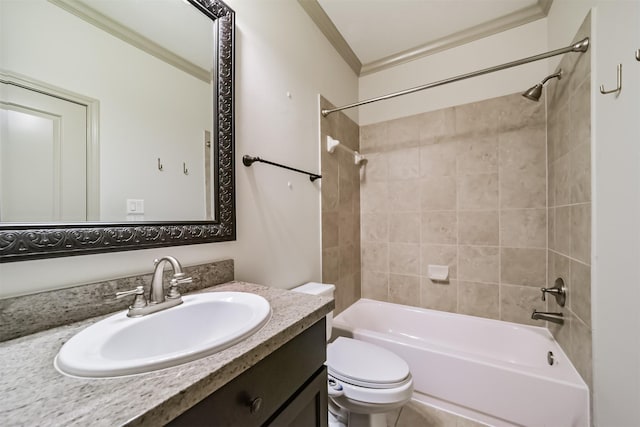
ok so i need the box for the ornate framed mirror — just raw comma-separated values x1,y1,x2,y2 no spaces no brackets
0,0,235,262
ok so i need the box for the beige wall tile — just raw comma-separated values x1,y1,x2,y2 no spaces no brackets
570,31,591,93
458,173,499,210
546,105,559,164
569,77,591,151
553,154,571,206
548,207,556,251
360,121,388,153
418,108,456,142
454,98,500,136
548,307,572,350
458,211,499,246
547,160,556,207
500,209,547,248
498,126,546,172
458,281,499,319
500,284,545,325
571,203,591,264
361,213,388,242
336,273,360,314
388,148,420,180
322,211,339,249
361,242,388,273
322,247,339,284
389,274,420,305
361,153,388,182
389,212,421,243
361,181,389,213
420,278,457,313
420,176,457,211
389,243,420,275
338,211,356,247
499,168,546,209
548,251,570,293
555,104,572,160
389,180,421,212
500,247,546,287
497,92,545,132
421,244,457,279
321,173,339,213
570,143,591,204
361,270,388,301
339,172,355,213
457,135,498,175
571,260,591,326
340,243,356,276
555,206,572,255
386,114,422,147
421,211,457,244
419,139,458,176
458,246,499,283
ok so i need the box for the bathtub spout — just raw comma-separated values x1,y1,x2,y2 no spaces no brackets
531,310,564,325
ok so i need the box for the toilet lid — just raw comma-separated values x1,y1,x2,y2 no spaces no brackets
327,337,410,389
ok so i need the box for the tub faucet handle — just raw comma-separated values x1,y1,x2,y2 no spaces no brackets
541,278,566,307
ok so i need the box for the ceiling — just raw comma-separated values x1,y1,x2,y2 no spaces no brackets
300,0,552,75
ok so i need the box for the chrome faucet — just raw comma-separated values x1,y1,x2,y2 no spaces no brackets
116,256,192,317
531,310,564,325
540,278,566,307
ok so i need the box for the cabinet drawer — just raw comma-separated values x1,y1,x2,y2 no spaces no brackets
169,319,326,426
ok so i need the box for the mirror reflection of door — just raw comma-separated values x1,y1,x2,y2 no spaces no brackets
0,83,87,222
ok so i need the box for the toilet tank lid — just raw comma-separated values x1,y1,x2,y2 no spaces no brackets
292,282,335,297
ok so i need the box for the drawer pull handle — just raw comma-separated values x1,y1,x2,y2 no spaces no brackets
249,397,263,414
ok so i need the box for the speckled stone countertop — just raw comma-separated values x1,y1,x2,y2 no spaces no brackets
0,282,333,426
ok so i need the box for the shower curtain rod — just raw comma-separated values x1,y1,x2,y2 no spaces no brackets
321,37,590,117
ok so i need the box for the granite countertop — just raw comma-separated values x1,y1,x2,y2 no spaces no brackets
0,282,333,426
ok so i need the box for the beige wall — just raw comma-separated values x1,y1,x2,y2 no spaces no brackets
546,14,592,391
359,92,550,326
320,97,361,314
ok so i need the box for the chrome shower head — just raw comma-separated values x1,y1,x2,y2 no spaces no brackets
522,69,563,102
522,83,544,101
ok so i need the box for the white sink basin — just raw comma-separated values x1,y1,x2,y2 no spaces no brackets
55,292,271,378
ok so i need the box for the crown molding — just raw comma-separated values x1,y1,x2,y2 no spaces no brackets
297,0,361,75
300,0,553,77
48,0,212,83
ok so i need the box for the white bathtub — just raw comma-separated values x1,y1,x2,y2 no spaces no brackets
332,299,589,427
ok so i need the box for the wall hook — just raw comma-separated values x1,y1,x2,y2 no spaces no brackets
183,162,189,175
636,49,640,61
157,158,163,171
600,63,622,95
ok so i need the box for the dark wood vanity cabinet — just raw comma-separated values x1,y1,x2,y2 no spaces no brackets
168,319,328,427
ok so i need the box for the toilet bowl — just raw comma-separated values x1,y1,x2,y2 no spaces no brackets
293,283,413,427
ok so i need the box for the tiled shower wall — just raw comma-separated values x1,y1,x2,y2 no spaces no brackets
320,97,361,314
359,92,549,326
546,15,592,390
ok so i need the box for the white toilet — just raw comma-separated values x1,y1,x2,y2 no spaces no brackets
293,283,413,427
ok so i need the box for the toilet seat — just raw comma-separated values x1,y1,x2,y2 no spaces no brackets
327,337,411,389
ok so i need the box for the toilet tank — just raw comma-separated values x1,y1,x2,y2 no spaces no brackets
291,282,334,341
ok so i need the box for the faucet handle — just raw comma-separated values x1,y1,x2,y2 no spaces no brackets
540,278,566,307
167,276,191,299
115,286,147,308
